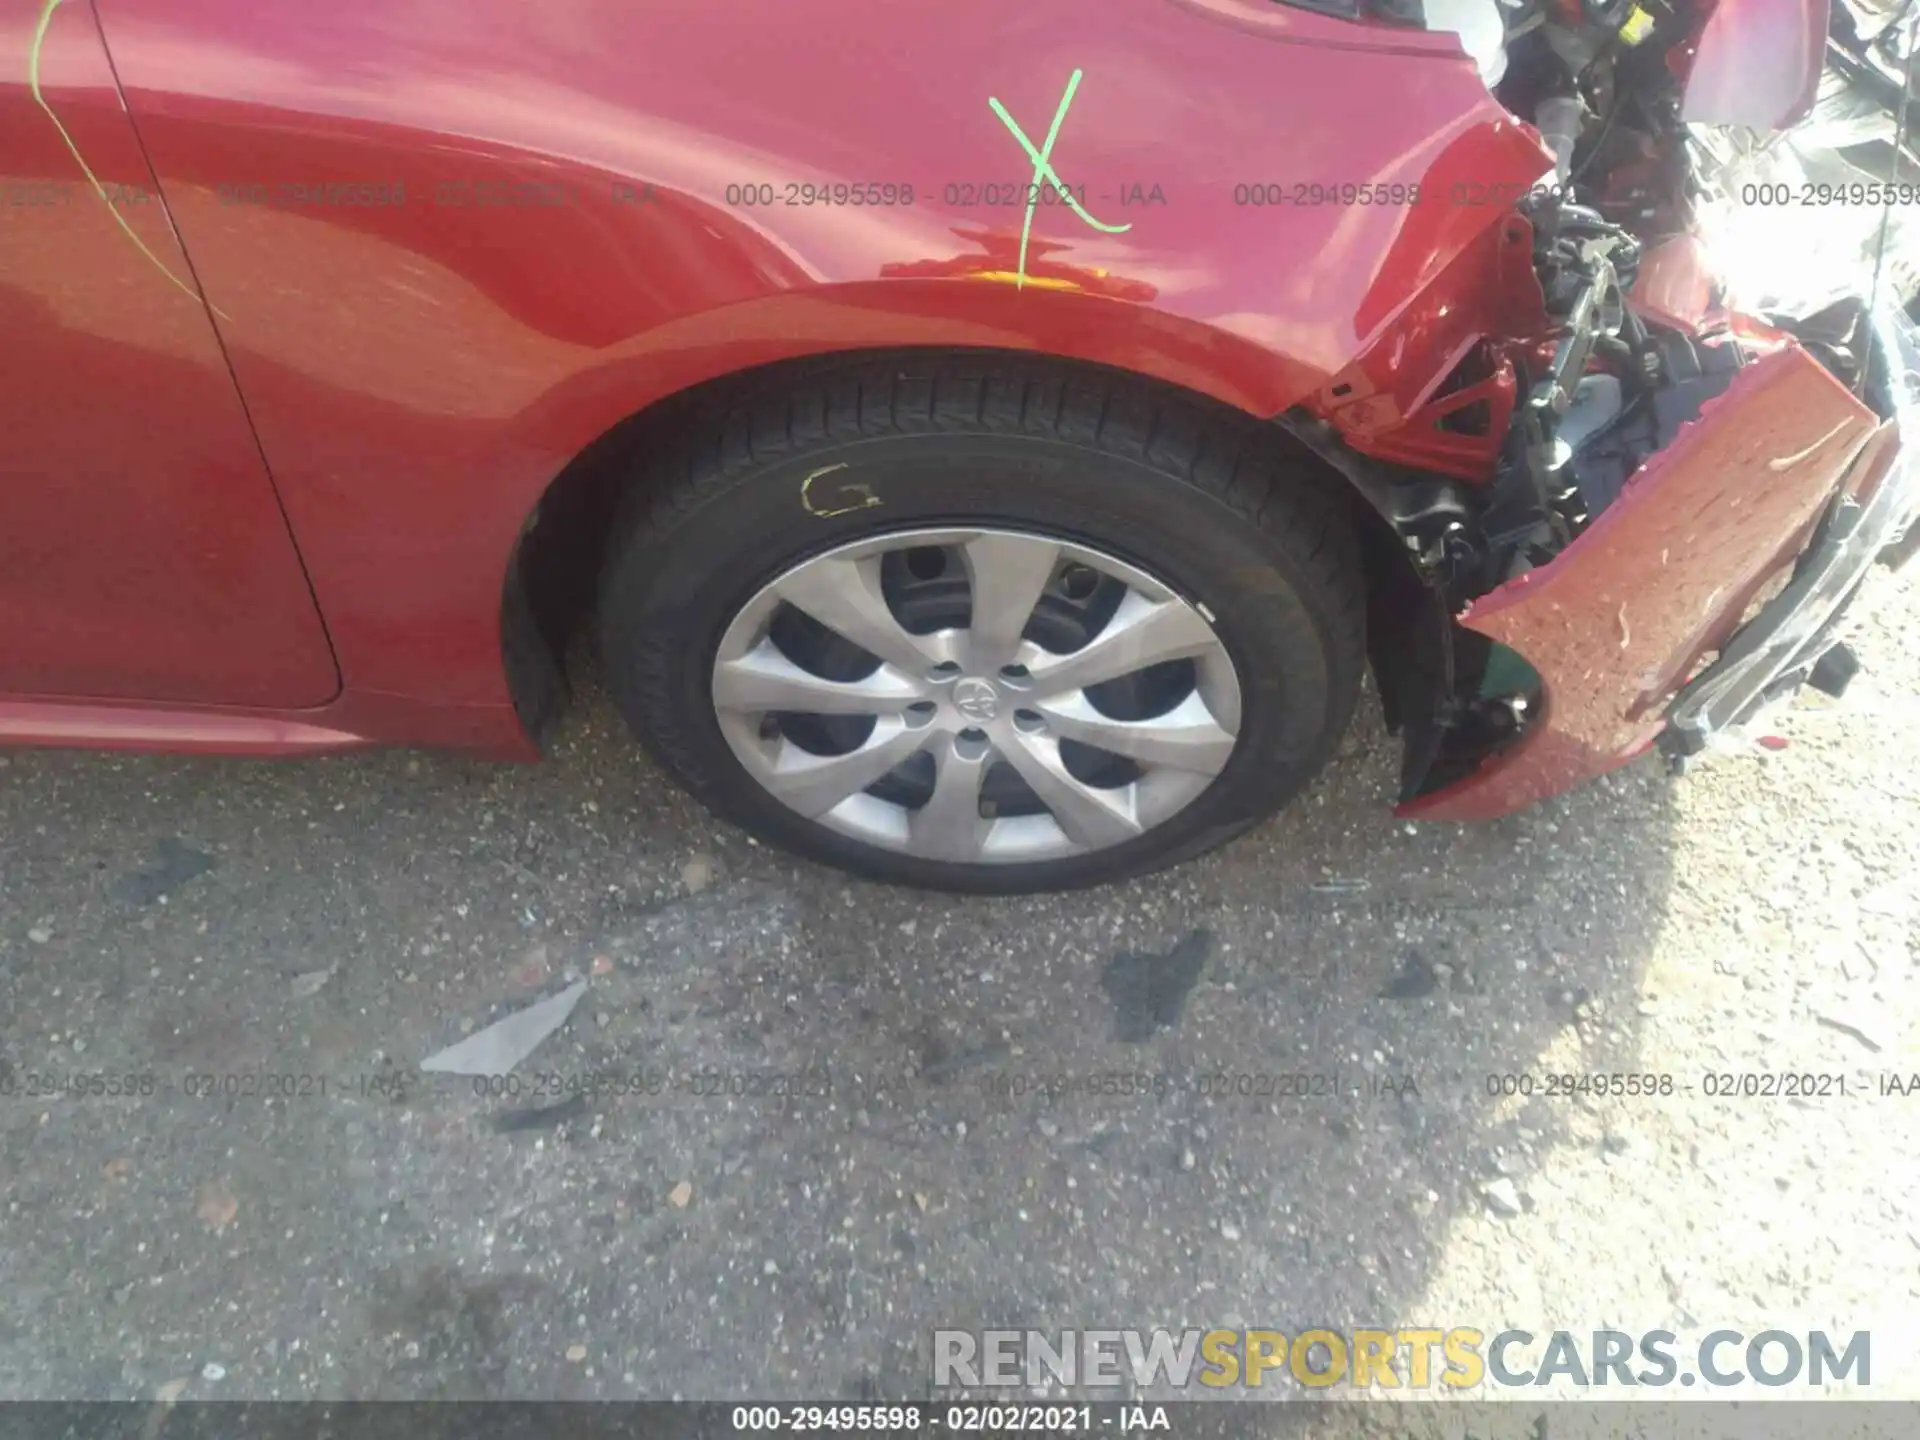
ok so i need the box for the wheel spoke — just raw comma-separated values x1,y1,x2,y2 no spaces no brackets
997,731,1145,848
713,641,924,716
712,527,1247,865
1033,690,1237,774
906,738,990,861
773,556,943,675
1021,589,1218,697
958,533,1060,669
757,719,928,817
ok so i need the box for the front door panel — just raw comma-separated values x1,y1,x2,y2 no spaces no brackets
0,0,338,707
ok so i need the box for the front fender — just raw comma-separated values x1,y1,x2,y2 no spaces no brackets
101,0,1549,710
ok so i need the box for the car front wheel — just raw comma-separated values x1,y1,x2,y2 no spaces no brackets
598,356,1366,893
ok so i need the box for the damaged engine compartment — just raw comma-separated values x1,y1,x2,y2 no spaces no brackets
1296,0,1920,804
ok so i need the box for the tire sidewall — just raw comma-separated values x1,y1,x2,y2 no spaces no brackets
602,432,1357,892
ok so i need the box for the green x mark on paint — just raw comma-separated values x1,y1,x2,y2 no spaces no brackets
987,68,1130,291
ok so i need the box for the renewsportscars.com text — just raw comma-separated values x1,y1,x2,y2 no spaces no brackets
932,1327,1871,1391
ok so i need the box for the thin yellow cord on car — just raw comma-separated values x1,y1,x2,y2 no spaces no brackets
28,0,206,307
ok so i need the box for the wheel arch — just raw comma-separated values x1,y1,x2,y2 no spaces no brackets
501,335,1442,755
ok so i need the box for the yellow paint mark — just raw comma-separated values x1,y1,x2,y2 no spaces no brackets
800,462,880,518
965,270,1083,292
29,0,211,310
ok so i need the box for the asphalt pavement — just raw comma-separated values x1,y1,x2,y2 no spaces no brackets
1,568,1915,1425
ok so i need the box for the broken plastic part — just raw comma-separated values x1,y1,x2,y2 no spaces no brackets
419,978,588,1076
1807,642,1860,698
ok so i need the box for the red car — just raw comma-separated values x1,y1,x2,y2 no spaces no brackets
4,0,1916,892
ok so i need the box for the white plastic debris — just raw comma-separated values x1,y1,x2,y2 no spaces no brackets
288,966,335,999
420,979,588,1076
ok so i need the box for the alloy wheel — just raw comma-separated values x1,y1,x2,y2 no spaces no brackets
709,527,1243,864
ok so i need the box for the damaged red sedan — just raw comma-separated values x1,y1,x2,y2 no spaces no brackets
4,0,1917,891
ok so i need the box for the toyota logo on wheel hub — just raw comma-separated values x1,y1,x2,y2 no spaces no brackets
952,677,999,722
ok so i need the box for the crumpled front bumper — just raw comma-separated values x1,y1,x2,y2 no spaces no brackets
1662,304,1920,747
1400,303,1920,823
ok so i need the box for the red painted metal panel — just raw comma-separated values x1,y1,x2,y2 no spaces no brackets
97,0,1545,716
0,0,339,705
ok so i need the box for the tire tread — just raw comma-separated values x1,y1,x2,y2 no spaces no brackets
607,358,1360,631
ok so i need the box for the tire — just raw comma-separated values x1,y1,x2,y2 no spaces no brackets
597,354,1365,894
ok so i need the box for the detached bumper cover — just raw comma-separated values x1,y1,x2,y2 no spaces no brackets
1400,306,1920,823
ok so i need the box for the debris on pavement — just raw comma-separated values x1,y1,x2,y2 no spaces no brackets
119,838,216,905
510,946,553,988
681,854,715,894
1815,1005,1888,1053
142,1379,190,1440
1481,1177,1525,1218
668,1180,693,1208
287,966,335,999
195,1179,239,1231
419,979,589,1075
491,1093,589,1134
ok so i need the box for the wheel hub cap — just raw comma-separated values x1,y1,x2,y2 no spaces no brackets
950,677,1000,722
708,526,1244,865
